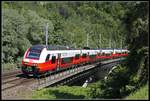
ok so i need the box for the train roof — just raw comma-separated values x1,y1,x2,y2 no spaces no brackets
31,44,77,50
30,45,128,51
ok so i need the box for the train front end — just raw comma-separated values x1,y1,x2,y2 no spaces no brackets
21,45,46,76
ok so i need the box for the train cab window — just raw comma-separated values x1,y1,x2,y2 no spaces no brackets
52,56,56,64
45,54,50,62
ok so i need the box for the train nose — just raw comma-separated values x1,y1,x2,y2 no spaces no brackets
21,66,39,74
22,61,37,67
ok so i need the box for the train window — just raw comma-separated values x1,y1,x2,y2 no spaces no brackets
27,48,41,59
82,54,87,58
45,54,50,62
98,53,101,56
102,52,105,56
108,53,111,56
52,56,56,64
62,57,73,64
75,54,80,59
90,55,96,58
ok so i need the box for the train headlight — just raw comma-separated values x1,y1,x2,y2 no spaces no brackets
33,63,37,66
24,62,28,65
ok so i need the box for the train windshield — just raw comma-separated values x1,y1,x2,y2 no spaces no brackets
27,46,43,59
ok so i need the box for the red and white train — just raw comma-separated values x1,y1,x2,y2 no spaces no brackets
21,45,129,76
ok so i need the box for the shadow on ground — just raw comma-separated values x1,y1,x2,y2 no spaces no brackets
16,74,32,79
49,89,86,99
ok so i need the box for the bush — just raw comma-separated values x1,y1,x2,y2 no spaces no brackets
87,81,102,99
101,65,129,98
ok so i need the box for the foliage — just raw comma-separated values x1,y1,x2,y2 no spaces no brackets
125,84,148,100
23,10,54,45
2,63,18,72
124,2,149,91
99,65,129,98
32,86,90,99
87,81,103,99
2,2,53,63
2,9,31,62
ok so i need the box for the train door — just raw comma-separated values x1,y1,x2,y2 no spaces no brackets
57,53,61,69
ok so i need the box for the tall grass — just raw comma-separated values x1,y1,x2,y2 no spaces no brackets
125,84,149,100
2,57,22,73
32,86,91,99
2,63,18,73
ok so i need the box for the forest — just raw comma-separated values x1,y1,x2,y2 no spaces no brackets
2,1,149,99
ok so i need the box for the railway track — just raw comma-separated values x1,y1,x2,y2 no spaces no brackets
2,70,35,91
2,70,22,79
2,78,35,91
2,77,22,84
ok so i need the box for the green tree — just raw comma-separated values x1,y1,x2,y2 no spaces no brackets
2,9,31,63
23,10,54,45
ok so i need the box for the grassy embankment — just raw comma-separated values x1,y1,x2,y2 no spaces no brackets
2,63,19,73
32,85,91,99
125,84,149,100
32,81,149,100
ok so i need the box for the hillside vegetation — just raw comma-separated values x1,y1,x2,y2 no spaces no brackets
2,1,132,63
